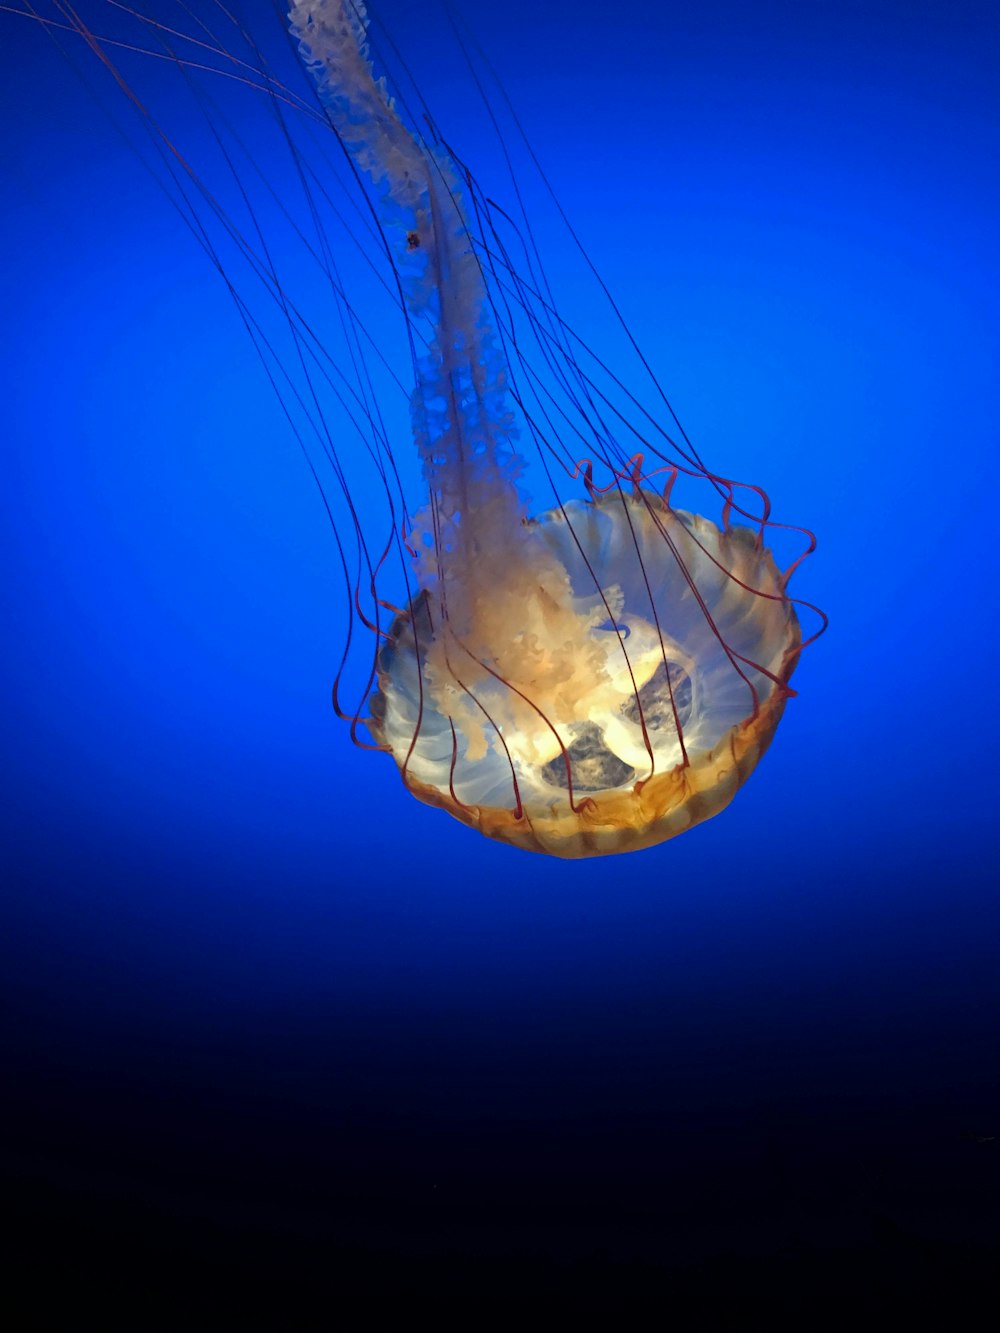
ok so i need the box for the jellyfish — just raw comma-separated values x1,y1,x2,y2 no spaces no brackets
18,0,821,856
284,0,817,856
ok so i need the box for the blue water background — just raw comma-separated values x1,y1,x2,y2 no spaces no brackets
1,0,997,1280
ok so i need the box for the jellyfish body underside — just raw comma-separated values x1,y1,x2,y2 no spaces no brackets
369,491,801,858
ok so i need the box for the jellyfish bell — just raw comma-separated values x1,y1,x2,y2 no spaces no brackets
372,489,801,857
17,0,821,857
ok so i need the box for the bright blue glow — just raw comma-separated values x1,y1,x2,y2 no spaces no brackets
2,0,998,1279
